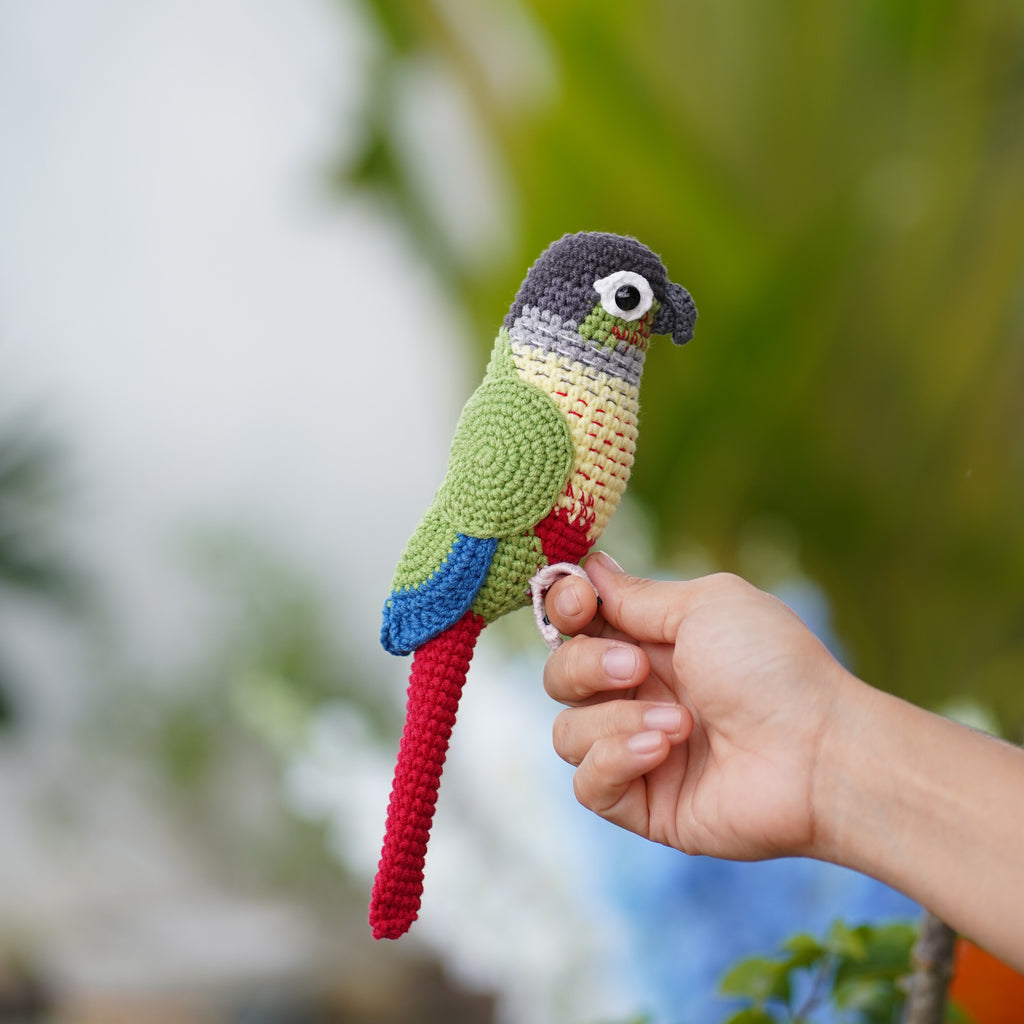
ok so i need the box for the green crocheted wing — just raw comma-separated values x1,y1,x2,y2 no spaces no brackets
436,346,574,538
382,335,573,653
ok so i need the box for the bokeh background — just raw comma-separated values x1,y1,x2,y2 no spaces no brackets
2,1,1022,1022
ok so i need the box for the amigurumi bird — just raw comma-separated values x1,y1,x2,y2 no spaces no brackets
370,231,697,939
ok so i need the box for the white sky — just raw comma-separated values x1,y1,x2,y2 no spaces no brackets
0,0,474,667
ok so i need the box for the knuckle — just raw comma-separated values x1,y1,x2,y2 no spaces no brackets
542,643,577,700
707,571,748,594
548,635,596,700
572,764,596,810
561,633,589,662
574,743,622,819
541,655,561,698
585,738,617,792
551,709,572,755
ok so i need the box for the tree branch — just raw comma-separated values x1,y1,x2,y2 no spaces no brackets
902,911,957,1024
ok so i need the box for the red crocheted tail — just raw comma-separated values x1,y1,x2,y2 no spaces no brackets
370,610,485,940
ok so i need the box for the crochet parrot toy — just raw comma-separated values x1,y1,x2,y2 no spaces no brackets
370,231,697,939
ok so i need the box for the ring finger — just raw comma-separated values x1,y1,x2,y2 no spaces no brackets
553,699,692,767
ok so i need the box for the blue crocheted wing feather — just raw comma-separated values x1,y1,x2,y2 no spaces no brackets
381,531,498,656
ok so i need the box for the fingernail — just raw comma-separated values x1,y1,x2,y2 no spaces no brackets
602,644,637,681
553,585,582,619
644,705,682,733
593,551,624,573
628,731,663,755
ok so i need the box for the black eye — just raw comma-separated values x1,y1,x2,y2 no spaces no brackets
594,270,654,321
615,284,640,311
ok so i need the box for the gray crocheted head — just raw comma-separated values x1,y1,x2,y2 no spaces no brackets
504,231,697,345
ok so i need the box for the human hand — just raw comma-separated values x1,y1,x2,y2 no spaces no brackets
543,553,852,863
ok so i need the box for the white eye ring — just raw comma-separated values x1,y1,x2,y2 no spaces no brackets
593,270,654,322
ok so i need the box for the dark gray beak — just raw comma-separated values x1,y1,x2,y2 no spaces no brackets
653,281,697,345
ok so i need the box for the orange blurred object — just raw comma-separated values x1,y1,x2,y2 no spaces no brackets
947,938,1024,1024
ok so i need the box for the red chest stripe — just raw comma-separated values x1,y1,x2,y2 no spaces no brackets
535,502,595,566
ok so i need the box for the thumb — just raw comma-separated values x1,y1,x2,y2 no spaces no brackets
585,552,698,646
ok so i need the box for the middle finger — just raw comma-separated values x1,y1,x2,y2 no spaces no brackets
543,634,650,706
553,699,691,767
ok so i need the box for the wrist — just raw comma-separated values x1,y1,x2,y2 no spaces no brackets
806,666,886,867
805,665,1024,968
809,672,1002,900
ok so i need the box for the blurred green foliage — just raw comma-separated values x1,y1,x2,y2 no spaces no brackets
91,529,395,900
717,920,919,1024
0,416,80,731
584,919,964,1023
339,0,1024,731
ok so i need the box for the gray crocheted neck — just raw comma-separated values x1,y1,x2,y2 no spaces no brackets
508,305,647,388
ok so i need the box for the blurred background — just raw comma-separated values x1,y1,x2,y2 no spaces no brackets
1,1,1022,1022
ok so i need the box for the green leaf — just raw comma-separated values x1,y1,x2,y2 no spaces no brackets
782,932,827,970
833,976,893,1012
834,921,915,986
718,956,790,1004
827,920,870,959
723,1008,779,1024
866,922,917,961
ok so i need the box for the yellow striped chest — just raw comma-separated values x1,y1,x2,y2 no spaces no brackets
509,341,639,543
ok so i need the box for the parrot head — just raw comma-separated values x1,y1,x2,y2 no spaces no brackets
504,231,697,347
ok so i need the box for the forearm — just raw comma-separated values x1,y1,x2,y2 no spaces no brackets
814,673,1024,970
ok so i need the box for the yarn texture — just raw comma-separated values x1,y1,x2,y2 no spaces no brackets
438,370,573,538
370,610,484,940
370,231,697,939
